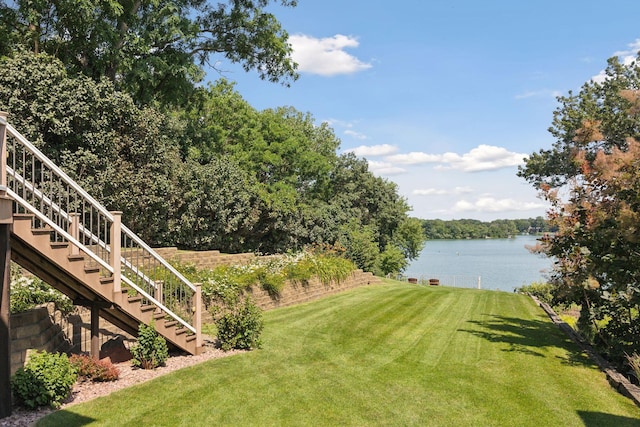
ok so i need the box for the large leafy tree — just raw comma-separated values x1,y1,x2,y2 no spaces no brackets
0,52,182,244
518,55,640,189
0,0,298,104
520,55,640,364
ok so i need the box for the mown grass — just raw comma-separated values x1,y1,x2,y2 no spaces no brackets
38,280,640,426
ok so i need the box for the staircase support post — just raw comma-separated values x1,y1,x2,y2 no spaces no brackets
0,111,7,188
195,283,202,348
110,211,122,294
91,302,100,359
0,186,13,418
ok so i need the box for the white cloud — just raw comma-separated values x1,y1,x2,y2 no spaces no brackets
348,144,398,157
592,39,640,83
413,188,448,196
413,186,473,196
386,152,442,165
344,130,368,140
367,160,406,175
289,34,372,76
453,197,546,213
386,145,527,172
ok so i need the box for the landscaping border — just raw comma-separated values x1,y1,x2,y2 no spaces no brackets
531,295,640,407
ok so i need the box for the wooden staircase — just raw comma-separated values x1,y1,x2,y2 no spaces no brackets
0,113,202,357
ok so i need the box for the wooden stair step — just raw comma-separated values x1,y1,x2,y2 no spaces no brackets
186,335,196,342
68,254,85,262
13,213,34,220
140,305,156,313
164,320,178,328
31,228,53,236
128,295,142,303
84,266,100,274
50,242,69,249
175,328,187,335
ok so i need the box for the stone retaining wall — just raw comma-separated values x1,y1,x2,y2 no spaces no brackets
9,303,133,375
153,247,256,270
10,248,380,373
531,295,640,407
249,270,380,311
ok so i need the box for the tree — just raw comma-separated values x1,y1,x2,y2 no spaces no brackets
170,158,260,252
520,55,640,365
0,0,299,105
518,55,640,189
0,52,182,244
392,217,426,261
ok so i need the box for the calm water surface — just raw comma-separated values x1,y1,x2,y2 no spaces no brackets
405,235,553,292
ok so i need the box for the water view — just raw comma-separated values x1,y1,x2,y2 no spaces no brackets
405,235,553,292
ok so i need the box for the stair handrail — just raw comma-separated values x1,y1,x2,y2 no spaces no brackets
5,170,162,294
4,188,114,273
1,117,201,341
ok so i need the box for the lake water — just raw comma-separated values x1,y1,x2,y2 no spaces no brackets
404,235,553,292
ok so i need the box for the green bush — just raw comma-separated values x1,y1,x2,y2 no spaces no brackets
256,266,286,298
11,351,77,409
514,281,555,305
377,245,408,276
216,297,264,351
130,322,169,369
312,254,354,285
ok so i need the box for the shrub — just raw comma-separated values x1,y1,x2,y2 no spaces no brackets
10,275,73,314
514,281,555,305
130,322,169,369
11,351,77,409
256,266,286,298
216,297,263,351
559,314,578,330
626,352,640,383
69,354,119,382
312,255,355,285
377,245,408,276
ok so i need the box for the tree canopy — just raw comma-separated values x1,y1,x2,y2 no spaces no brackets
0,0,299,105
520,55,640,365
0,51,423,275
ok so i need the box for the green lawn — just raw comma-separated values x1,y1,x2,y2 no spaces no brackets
38,281,640,426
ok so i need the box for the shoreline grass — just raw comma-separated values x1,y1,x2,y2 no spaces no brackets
38,281,640,426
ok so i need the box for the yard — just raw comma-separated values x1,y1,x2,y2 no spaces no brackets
38,280,640,426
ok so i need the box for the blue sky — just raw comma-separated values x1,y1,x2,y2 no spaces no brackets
207,0,640,221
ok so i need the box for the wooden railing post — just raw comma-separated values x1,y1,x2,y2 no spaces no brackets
155,280,163,314
110,211,122,294
195,283,202,348
0,112,7,188
69,213,80,256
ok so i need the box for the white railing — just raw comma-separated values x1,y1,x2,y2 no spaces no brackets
404,274,483,289
0,113,201,346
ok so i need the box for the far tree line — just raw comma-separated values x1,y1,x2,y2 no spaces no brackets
421,217,552,240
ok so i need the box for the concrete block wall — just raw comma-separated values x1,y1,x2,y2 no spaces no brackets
153,247,256,270
153,247,381,311
9,303,133,375
249,270,380,311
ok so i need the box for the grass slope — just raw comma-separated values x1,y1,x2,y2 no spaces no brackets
39,281,640,426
